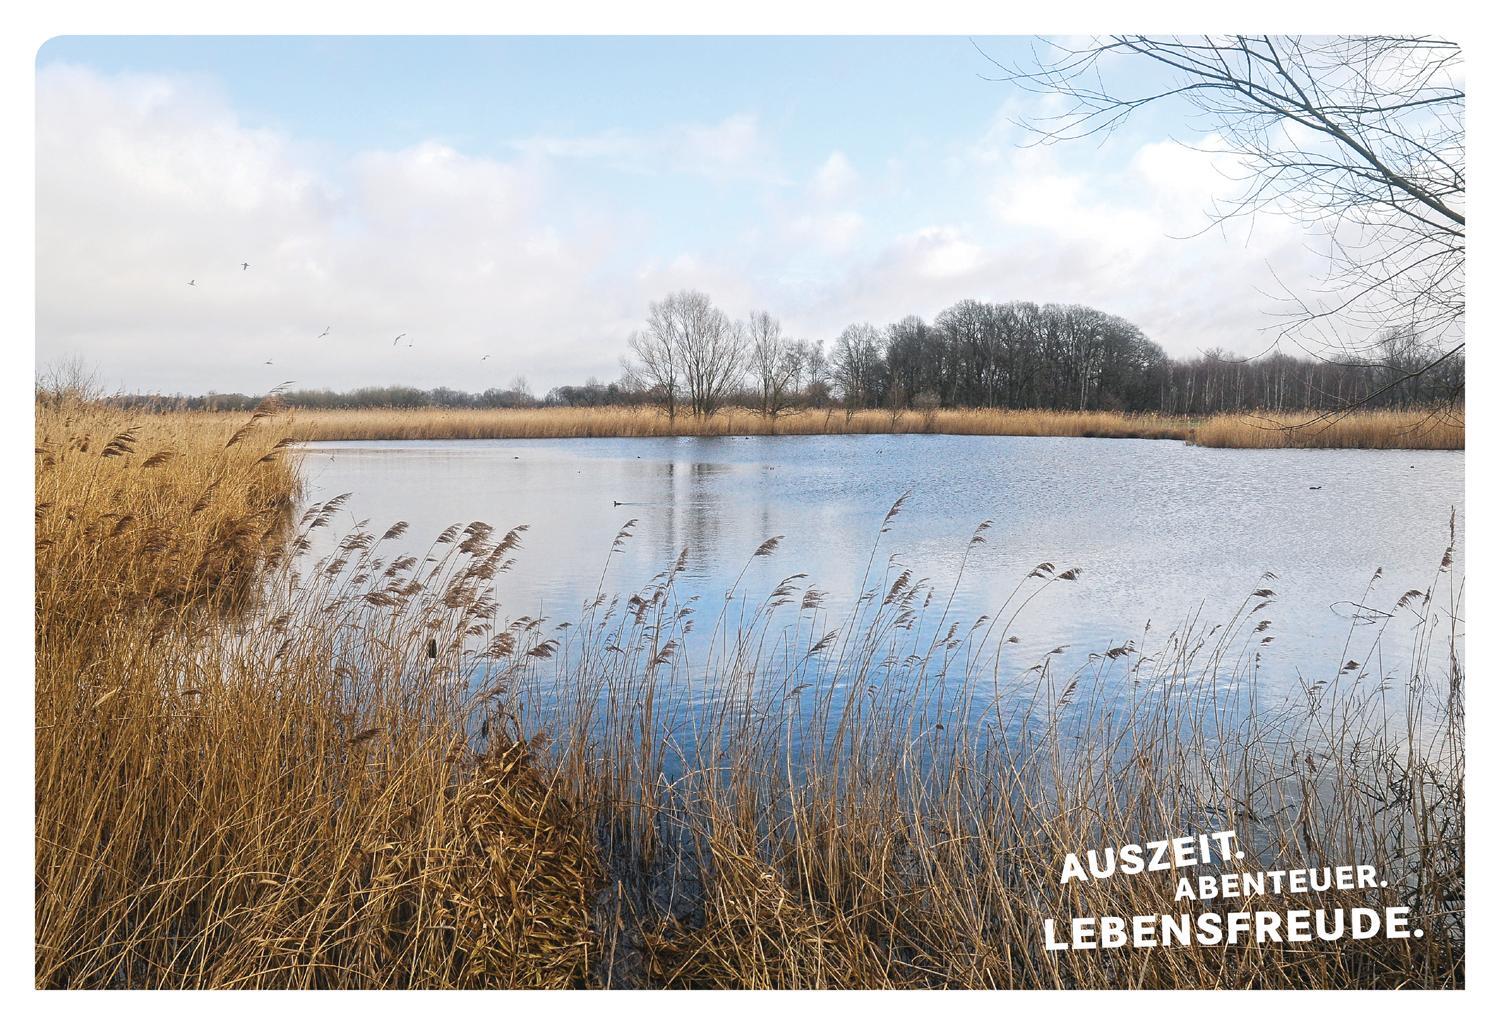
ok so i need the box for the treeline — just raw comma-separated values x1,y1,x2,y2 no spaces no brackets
618,291,1462,417
107,291,1462,415
111,381,545,413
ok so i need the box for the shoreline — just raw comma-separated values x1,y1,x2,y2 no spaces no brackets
143,405,1463,451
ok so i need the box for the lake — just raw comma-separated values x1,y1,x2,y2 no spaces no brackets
296,434,1464,714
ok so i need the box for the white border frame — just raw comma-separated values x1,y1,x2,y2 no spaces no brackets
6,2,1486,1015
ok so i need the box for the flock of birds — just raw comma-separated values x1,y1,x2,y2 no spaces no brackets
188,263,492,366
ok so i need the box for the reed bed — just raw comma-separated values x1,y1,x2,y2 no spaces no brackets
36,395,300,620
259,404,1460,449
279,405,1192,442
36,398,598,988
36,400,1465,988
1191,409,1465,450
511,500,1464,988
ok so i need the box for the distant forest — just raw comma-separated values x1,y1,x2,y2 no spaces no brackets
112,292,1463,416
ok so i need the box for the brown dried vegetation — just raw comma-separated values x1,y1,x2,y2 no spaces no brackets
143,404,1460,449
36,399,1464,988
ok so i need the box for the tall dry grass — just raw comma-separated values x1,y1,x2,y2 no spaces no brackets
36,399,1465,988
36,398,597,987
36,395,300,620
254,404,1462,449
120,404,1465,449
1191,409,1465,450
278,405,1193,442
508,500,1464,988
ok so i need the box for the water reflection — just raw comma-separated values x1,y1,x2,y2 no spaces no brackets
297,434,1463,704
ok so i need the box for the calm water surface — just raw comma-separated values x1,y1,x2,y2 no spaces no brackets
297,435,1463,702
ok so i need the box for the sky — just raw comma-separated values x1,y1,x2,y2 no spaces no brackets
34,35,1324,395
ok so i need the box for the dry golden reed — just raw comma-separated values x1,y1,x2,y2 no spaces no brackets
36,395,300,619
36,399,1465,989
35,397,598,988
512,497,1464,989
148,404,1460,449
1191,409,1464,450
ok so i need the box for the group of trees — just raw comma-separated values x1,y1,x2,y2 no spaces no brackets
837,301,1166,412
109,289,1462,416
616,290,1461,418
621,291,831,419
623,290,747,417
619,290,1183,418
115,380,540,412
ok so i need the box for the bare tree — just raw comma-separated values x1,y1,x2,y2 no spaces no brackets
747,310,804,425
697,317,749,416
648,290,746,416
36,355,102,406
625,325,680,419
832,323,886,409
991,35,1465,408
797,340,832,406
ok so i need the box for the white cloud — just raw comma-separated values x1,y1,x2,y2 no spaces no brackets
752,126,1323,358
36,65,644,394
809,151,857,201
784,210,865,253
509,128,642,163
512,112,779,182
677,113,767,176
970,127,1319,353
893,227,985,280
36,65,1341,397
